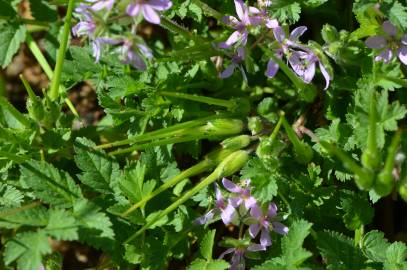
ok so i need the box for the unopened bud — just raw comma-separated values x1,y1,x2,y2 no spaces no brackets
201,119,244,137
248,117,263,135
214,150,249,177
374,171,394,197
321,24,339,44
221,135,251,150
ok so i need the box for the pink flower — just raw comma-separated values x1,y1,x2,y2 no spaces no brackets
222,178,257,210
126,0,173,24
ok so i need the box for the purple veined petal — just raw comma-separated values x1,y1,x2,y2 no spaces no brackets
125,50,147,70
272,221,289,235
249,223,261,238
382,20,397,36
247,243,266,252
229,197,243,208
244,196,257,209
142,4,161,24
137,44,153,59
398,46,407,65
288,51,303,76
265,58,279,78
127,2,141,16
249,15,263,26
265,18,279,29
273,26,285,44
236,47,245,60
218,42,230,49
222,178,243,193
234,0,247,22
260,228,272,247
214,183,224,206
221,204,237,225
302,61,316,83
220,63,236,79
91,0,115,11
319,61,331,90
222,15,239,26
365,36,387,49
230,250,245,270
249,6,261,14
195,209,216,225
250,204,263,219
402,35,407,45
225,31,242,47
267,203,277,218
289,26,307,40
240,31,248,46
219,248,236,259
92,39,102,62
149,0,173,11
375,48,393,63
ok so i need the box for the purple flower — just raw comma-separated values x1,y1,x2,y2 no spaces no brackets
220,244,265,270
222,178,257,210
220,47,247,82
249,203,288,248
72,4,96,37
248,6,278,29
126,0,173,24
196,184,237,225
265,26,307,78
120,39,153,70
220,0,261,48
90,0,115,11
365,21,407,65
92,37,120,62
288,49,331,90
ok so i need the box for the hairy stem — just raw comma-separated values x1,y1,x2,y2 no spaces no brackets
158,91,235,109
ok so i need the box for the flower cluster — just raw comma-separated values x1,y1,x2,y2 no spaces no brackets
196,178,288,269
72,0,172,70
365,21,407,65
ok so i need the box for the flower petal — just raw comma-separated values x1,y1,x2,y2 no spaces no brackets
225,31,242,46
272,221,289,235
319,61,331,90
250,204,263,219
365,36,387,49
142,4,161,24
234,0,247,22
244,196,257,209
229,197,242,208
375,48,393,63
265,58,279,78
382,20,397,36
265,19,279,29
220,64,236,79
249,223,261,238
260,228,272,247
149,0,172,11
222,178,243,193
290,26,307,40
126,2,141,16
219,248,235,259
302,61,316,83
273,26,285,43
267,203,277,218
195,209,216,225
221,204,237,225
398,46,407,65
402,35,407,45
247,244,266,252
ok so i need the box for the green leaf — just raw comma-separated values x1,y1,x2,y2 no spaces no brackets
388,1,407,30
253,220,312,269
0,23,26,68
340,190,374,230
271,2,301,24
0,206,49,229
317,231,366,269
20,160,83,208
28,0,57,22
4,231,52,270
361,230,390,262
200,229,216,261
187,259,229,270
44,209,78,241
386,242,407,264
0,184,24,207
0,0,16,17
74,137,121,194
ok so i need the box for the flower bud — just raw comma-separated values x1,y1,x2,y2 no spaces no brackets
248,117,263,135
374,171,394,197
205,148,236,164
361,149,381,170
321,24,339,44
221,135,251,150
200,119,244,137
354,168,375,190
214,150,249,177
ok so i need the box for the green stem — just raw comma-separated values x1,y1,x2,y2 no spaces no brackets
26,33,79,117
97,114,231,149
49,0,75,100
121,159,213,217
0,150,28,163
281,115,303,151
190,0,223,20
125,169,220,243
19,74,37,101
159,16,205,43
0,201,41,219
269,113,284,142
158,91,235,109
380,76,407,88
0,96,31,128
354,226,364,247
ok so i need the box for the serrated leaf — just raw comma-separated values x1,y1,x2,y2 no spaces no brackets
4,231,52,270
340,190,374,230
281,219,313,266
0,206,49,229
0,23,26,68
187,259,229,270
74,137,121,194
317,231,366,269
272,2,301,24
200,230,216,260
389,1,407,30
361,230,390,262
386,242,407,264
20,160,83,208
45,209,78,241
0,184,23,207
